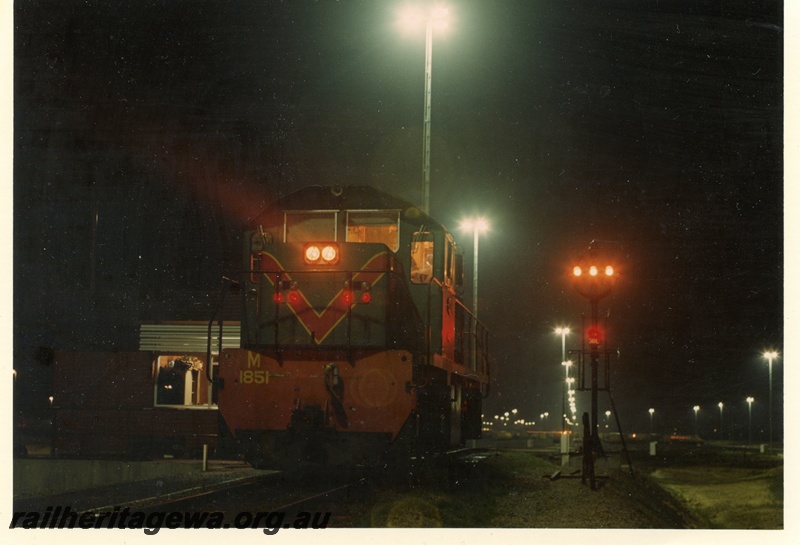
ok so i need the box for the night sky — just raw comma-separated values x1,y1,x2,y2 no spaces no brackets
11,1,786,440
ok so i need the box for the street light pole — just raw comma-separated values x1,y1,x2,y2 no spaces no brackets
460,218,488,318
555,327,570,430
649,408,655,434
718,402,724,440
746,397,754,445
398,5,449,215
422,12,433,214
763,350,779,448
693,405,700,437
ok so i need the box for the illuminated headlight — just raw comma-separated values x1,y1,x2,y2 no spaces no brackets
304,245,321,263
304,243,339,265
321,245,338,263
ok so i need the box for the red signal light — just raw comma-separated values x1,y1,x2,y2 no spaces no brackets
587,326,603,346
342,290,354,305
360,292,372,304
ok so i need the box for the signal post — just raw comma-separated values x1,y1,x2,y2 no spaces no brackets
570,241,618,490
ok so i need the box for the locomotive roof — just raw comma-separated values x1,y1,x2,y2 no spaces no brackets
249,185,442,229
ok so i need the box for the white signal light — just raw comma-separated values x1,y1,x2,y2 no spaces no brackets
573,266,582,277
321,245,337,263
589,265,598,276
305,245,321,263
605,265,614,276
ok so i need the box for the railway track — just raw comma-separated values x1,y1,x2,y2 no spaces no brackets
127,448,500,529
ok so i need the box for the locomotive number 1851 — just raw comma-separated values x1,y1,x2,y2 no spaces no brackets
239,369,269,384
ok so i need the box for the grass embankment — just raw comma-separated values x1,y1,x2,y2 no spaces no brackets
648,465,783,529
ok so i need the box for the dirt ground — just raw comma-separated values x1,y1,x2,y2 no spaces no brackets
648,465,784,529
337,450,784,530
343,451,696,528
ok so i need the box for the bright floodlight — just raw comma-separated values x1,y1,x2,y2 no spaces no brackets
397,4,451,33
431,6,450,30
763,350,779,359
460,217,489,232
555,327,570,335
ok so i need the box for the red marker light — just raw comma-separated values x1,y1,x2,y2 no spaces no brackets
360,292,372,304
273,292,284,303
288,292,300,304
342,290,354,304
587,326,603,346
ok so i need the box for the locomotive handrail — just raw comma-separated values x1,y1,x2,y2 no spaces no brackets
428,278,490,382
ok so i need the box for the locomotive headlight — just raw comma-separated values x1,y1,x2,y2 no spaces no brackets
589,265,598,276
321,244,338,263
304,243,339,264
304,244,321,263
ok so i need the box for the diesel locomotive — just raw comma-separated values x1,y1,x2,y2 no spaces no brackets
217,185,491,468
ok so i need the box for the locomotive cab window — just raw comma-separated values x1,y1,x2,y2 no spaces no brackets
284,211,337,243
410,232,434,284
346,211,400,251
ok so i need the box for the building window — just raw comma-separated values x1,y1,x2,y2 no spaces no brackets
154,355,211,407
